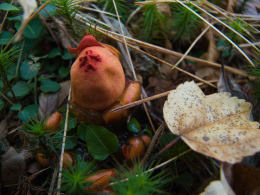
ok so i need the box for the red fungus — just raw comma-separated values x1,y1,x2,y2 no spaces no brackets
69,35,125,111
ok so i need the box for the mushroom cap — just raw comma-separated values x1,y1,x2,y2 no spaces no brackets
70,45,125,110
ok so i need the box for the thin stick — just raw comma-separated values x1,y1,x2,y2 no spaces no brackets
112,0,156,133
2,1,51,53
141,123,165,165
176,0,255,67
240,41,260,48
200,1,260,53
56,86,71,195
0,91,15,106
172,25,211,70
77,5,118,17
0,0,14,32
48,167,58,195
95,30,217,88
75,15,253,79
109,149,190,186
145,149,191,173
111,90,171,112
126,6,142,25
111,0,137,80
145,136,181,168
135,0,256,67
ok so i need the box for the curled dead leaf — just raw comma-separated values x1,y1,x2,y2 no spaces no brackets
163,81,260,164
38,81,70,120
200,163,235,195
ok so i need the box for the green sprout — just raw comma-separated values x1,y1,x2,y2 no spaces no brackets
171,4,201,43
111,163,169,195
22,118,46,137
62,159,96,195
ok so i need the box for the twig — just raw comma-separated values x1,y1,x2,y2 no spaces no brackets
75,15,253,79
109,149,190,186
145,136,181,168
201,1,260,53
56,86,71,195
172,25,211,69
77,5,118,17
15,40,25,77
0,91,15,106
0,0,14,32
111,0,156,133
111,0,137,80
28,167,50,181
111,90,171,113
240,41,260,48
141,123,165,165
93,29,217,88
126,6,142,25
145,149,191,173
2,1,51,53
176,0,255,67
48,167,58,195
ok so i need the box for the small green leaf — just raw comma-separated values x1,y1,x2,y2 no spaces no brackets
64,136,77,150
40,79,61,93
143,128,153,137
0,3,19,11
7,64,16,81
18,104,38,122
58,66,69,78
10,103,22,111
20,60,40,80
7,15,22,21
45,63,58,72
10,81,30,98
0,99,4,111
48,48,61,58
127,117,141,133
15,17,43,39
0,31,13,45
62,49,75,60
78,124,119,160
0,80,3,89
39,4,56,17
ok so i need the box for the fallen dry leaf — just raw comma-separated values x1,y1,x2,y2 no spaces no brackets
1,147,32,186
230,163,260,195
38,80,70,120
163,81,260,164
200,163,235,195
15,0,37,41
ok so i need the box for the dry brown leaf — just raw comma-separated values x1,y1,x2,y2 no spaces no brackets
1,147,32,186
163,81,260,164
200,163,235,195
38,80,70,120
230,163,260,195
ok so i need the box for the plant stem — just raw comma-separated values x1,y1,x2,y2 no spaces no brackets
2,0,51,53
2,75,16,102
0,91,15,106
0,0,14,32
15,40,25,77
34,76,37,104
145,136,181,169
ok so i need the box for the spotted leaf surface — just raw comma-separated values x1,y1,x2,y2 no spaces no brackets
163,81,260,164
